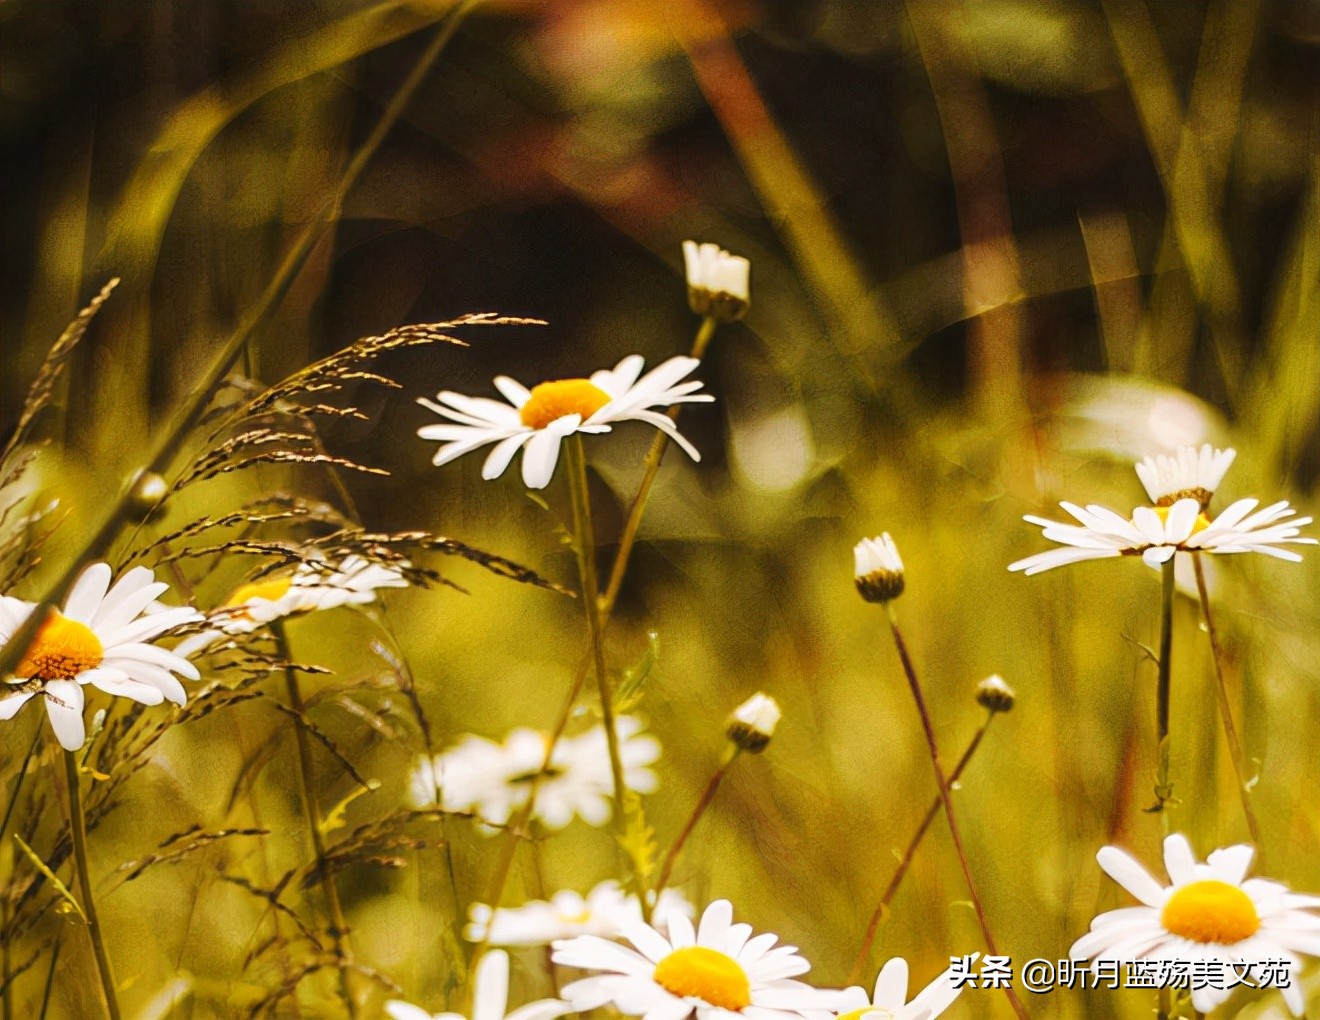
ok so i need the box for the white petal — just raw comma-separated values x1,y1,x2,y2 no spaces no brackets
43,681,86,750
482,432,535,480
872,958,909,1008
1097,846,1167,907
63,563,112,624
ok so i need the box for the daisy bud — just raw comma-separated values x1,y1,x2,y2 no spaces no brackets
975,674,1016,714
726,692,781,753
683,240,750,322
853,533,905,603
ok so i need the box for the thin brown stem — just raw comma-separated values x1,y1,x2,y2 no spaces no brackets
62,749,122,1020
883,605,1028,1020
1192,553,1263,851
273,623,358,1019
653,745,740,899
849,711,996,985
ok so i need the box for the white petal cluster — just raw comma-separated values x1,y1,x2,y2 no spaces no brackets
1009,497,1316,576
1135,443,1236,506
386,949,571,1020
175,554,408,657
418,355,714,490
683,241,751,321
465,880,693,946
1072,834,1320,1015
0,563,201,750
809,957,962,1020
727,692,781,753
553,899,842,1020
410,716,660,832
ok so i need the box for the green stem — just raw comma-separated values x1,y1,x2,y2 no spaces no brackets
3,727,43,1020
848,710,996,985
883,605,1029,1020
564,437,630,844
1152,558,1175,818
273,623,358,1019
475,316,717,949
600,315,718,614
1191,553,1263,851
62,750,121,1020
653,745,740,900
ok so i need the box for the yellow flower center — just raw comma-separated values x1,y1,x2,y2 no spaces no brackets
519,379,611,430
16,611,104,681
653,947,751,1011
223,578,295,620
1160,880,1260,944
1151,505,1211,534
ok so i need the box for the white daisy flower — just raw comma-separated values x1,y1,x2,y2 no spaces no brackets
683,241,751,321
416,355,714,490
1008,496,1316,576
410,716,660,833
1135,443,1237,508
385,948,571,1020
174,554,407,657
1071,834,1320,1015
0,563,201,750
552,898,840,1020
853,534,905,603
465,879,694,946
816,958,961,1020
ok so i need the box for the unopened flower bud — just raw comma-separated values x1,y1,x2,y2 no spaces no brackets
129,470,169,516
726,692,781,753
683,240,750,322
975,674,1016,713
853,533,905,603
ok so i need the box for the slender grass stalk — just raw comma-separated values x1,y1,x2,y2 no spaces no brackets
1152,558,1175,818
0,1,478,682
848,709,998,985
882,604,1028,1020
3,727,45,1020
600,315,717,613
564,437,630,848
1191,554,1263,850
652,744,740,900
62,749,122,1020
36,935,60,1020
272,623,358,1019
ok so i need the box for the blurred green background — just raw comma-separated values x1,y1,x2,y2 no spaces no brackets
4,1,1320,1017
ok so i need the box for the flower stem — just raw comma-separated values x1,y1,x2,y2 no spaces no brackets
653,745,740,899
1191,553,1263,851
849,710,997,985
883,605,1028,1020
476,315,717,946
62,749,122,1020
565,437,631,843
600,315,718,615
273,623,359,1019
1151,558,1175,817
